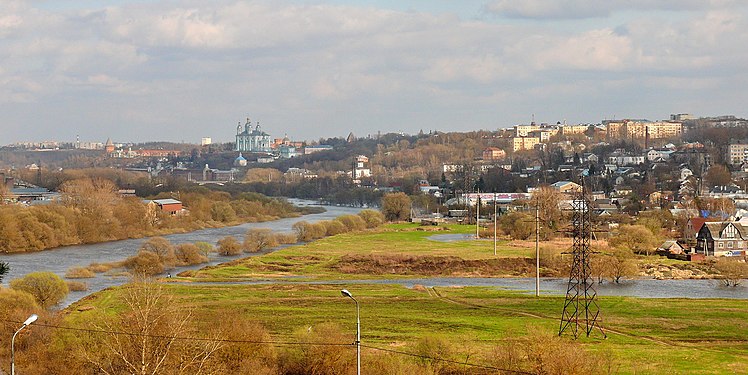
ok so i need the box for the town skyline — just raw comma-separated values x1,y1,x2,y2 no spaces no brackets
2,1,748,143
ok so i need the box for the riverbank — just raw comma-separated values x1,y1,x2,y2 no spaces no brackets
0,194,321,254
183,223,726,282
0,202,361,306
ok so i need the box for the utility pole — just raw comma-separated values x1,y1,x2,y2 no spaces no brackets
494,192,497,256
476,189,480,239
535,194,540,297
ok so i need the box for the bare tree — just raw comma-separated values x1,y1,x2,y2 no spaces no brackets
79,279,222,375
714,258,748,287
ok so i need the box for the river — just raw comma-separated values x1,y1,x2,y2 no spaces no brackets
1,204,746,307
0,200,362,306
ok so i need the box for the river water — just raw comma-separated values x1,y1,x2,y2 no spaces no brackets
0,200,362,306
1,203,746,307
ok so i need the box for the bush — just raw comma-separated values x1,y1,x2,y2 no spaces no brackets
358,209,385,228
209,310,278,374
414,335,457,374
275,233,298,245
174,243,209,266
217,236,242,256
139,237,177,268
490,326,616,374
65,267,95,279
336,215,367,231
323,220,348,236
243,228,279,253
278,323,353,375
123,250,165,276
292,221,313,242
66,281,88,292
10,271,69,309
87,262,115,273
194,241,215,255
382,192,411,222
499,212,533,240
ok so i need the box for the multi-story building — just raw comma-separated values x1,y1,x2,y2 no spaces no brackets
511,136,541,152
514,124,542,137
482,147,506,160
727,141,748,166
528,129,558,142
670,113,695,121
559,125,589,136
353,155,371,179
605,120,682,140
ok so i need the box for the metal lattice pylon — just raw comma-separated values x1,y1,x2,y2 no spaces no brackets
559,180,606,339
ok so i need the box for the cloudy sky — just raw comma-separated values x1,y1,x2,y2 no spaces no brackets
2,0,747,144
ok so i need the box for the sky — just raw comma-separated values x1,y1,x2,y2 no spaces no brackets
2,0,748,144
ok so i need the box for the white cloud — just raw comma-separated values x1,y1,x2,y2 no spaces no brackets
484,0,742,20
0,1,747,142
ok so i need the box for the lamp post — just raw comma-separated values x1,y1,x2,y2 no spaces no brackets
341,289,360,375
11,314,38,375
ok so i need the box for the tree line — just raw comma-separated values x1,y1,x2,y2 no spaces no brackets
0,177,307,253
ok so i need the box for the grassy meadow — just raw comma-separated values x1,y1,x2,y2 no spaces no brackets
62,222,747,374
69,282,748,374
183,223,561,280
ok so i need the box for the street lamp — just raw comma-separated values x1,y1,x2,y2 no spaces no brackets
341,289,360,375
11,314,38,375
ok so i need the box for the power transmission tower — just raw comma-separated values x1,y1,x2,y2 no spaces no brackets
559,179,606,339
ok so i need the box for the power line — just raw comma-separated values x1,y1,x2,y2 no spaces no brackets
2,318,533,374
0,319,349,347
360,343,534,375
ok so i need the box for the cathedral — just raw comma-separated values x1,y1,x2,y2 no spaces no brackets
235,118,271,152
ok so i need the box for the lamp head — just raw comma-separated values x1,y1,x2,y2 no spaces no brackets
23,314,38,326
341,289,353,298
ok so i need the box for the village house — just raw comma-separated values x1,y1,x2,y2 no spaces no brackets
695,221,748,257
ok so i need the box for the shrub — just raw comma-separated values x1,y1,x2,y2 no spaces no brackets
244,228,279,253
382,192,411,222
499,212,533,240
139,237,177,268
174,243,209,266
323,220,348,236
87,263,115,273
66,281,88,292
278,323,353,375
10,271,69,309
336,215,367,231
414,335,457,374
275,233,298,245
490,326,617,374
65,267,95,279
292,221,313,242
194,241,215,255
217,236,242,256
209,310,278,374
123,250,165,276
358,209,384,228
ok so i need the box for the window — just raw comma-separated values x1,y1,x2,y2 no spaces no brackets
728,241,734,248
718,242,724,248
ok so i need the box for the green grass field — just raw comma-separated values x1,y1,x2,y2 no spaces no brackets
187,223,545,280
65,223,748,374
70,282,748,374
